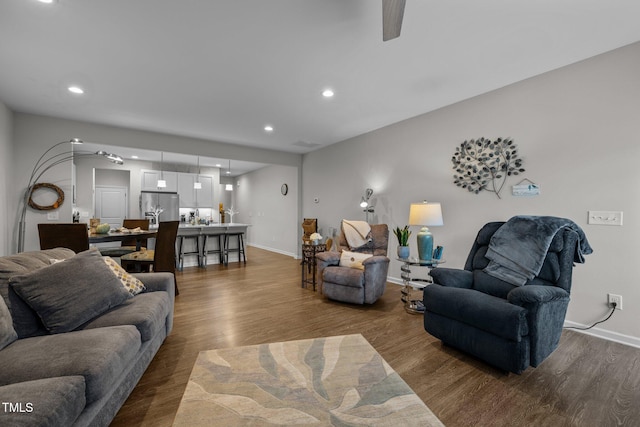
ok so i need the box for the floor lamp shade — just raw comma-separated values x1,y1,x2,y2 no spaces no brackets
408,202,443,261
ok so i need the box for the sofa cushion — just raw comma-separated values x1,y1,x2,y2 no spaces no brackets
0,376,85,427
424,285,529,341
323,266,364,288
0,297,17,350
0,248,75,309
0,325,141,404
9,249,132,334
80,291,170,341
8,286,47,339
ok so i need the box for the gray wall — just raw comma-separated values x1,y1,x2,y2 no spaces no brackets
302,42,640,345
10,114,75,252
0,101,12,255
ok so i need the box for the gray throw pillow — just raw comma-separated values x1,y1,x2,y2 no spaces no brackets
0,297,18,350
9,249,132,334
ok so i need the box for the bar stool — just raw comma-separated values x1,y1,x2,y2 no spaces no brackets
177,234,201,270
223,232,246,266
201,232,225,267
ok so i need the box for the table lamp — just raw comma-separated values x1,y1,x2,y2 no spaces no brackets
408,201,443,261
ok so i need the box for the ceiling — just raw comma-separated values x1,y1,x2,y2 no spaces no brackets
2,1,640,165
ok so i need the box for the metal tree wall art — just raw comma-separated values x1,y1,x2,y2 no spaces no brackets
452,137,525,199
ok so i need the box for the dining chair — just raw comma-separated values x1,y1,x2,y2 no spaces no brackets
120,221,180,295
99,218,150,257
38,223,90,253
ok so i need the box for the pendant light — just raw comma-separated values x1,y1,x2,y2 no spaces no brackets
225,159,233,191
157,152,167,188
194,156,202,189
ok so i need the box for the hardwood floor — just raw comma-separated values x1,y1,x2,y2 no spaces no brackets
111,247,640,426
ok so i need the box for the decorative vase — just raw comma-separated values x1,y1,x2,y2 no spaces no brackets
397,245,410,259
417,227,434,261
95,223,111,234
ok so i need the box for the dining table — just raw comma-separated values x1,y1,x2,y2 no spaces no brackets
88,229,157,251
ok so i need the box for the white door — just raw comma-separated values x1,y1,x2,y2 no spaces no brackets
95,186,128,229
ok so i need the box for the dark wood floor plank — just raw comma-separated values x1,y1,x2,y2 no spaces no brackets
111,247,640,427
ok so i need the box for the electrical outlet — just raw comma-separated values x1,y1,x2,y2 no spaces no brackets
588,211,623,226
608,293,623,310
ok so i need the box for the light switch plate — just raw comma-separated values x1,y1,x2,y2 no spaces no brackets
588,211,623,226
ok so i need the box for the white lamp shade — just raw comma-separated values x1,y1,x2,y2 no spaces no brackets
408,202,443,226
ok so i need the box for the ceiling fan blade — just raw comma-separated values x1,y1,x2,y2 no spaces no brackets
382,0,406,41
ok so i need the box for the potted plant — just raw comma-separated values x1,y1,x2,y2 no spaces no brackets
394,225,411,259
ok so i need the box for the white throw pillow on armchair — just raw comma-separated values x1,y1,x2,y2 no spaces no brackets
339,250,372,270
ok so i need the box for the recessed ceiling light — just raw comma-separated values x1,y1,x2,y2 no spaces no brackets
68,86,84,95
264,125,274,132
37,0,55,3
322,89,334,98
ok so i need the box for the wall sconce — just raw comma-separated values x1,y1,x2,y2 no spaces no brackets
360,188,374,223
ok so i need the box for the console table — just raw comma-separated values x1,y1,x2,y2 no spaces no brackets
398,258,444,314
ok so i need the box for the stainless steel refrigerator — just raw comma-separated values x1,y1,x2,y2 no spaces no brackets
139,191,180,225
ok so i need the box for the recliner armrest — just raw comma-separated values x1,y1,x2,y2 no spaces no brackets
507,285,569,306
316,251,341,267
429,268,473,289
362,255,390,266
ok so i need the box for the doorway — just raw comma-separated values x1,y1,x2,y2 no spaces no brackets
95,186,128,229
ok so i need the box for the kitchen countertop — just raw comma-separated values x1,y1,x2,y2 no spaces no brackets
150,223,250,231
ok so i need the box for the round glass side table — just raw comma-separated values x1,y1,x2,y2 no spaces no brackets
397,257,445,314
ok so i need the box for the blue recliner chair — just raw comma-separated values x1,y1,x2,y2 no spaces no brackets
423,218,591,374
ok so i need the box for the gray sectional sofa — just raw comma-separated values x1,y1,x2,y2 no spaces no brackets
0,248,175,427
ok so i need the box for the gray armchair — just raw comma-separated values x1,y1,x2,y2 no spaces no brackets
424,218,591,374
316,223,390,304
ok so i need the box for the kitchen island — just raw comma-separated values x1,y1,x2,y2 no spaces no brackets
172,223,250,268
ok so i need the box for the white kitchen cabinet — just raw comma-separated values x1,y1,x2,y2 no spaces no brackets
141,169,177,192
195,175,214,207
177,172,214,208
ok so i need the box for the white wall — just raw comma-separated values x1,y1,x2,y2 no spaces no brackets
233,164,299,257
302,42,640,344
0,101,12,256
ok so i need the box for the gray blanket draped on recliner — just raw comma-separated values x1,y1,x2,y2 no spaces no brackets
484,215,593,286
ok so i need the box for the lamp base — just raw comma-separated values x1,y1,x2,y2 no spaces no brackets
417,227,434,261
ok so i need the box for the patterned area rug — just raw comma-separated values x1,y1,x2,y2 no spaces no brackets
173,334,444,426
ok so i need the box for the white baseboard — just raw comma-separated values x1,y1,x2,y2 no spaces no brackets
387,276,404,286
563,320,640,349
246,243,297,259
